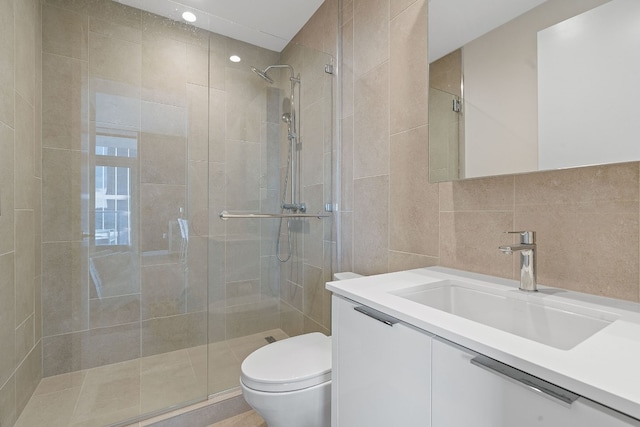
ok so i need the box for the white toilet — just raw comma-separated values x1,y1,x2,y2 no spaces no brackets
240,272,362,427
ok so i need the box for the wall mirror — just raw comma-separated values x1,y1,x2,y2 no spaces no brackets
428,0,640,183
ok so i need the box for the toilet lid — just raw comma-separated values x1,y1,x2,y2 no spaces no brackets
241,333,331,392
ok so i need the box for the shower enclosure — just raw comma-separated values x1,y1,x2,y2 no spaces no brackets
21,1,337,426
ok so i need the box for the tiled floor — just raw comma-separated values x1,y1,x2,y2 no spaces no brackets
15,329,287,427
207,410,266,427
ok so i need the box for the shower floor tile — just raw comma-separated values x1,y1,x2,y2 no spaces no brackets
15,329,288,427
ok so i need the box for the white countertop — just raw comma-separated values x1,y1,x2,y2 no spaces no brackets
326,267,640,420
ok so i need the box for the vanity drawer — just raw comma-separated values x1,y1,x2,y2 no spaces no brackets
332,295,432,427
432,338,640,427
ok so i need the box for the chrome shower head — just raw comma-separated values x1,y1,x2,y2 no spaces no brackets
282,113,291,124
250,66,274,84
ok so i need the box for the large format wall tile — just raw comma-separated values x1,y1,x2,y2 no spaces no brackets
42,242,88,337
187,44,209,87
15,0,37,105
42,4,88,60
42,54,87,150
14,95,35,210
440,175,515,212
91,79,141,128
303,101,325,186
14,315,34,369
354,175,389,275
341,18,354,119
353,0,389,77
140,184,186,253
140,133,187,185
440,211,514,278
0,123,15,255
226,141,261,211
15,342,41,416
142,34,187,107
225,238,260,283
514,163,639,207
0,0,14,128
390,125,438,256
0,375,16,427
225,68,264,144
389,0,427,134
354,62,390,179
515,205,639,301
89,14,142,44
89,32,141,87
389,250,438,272
303,184,324,267
14,211,35,327
141,101,187,138
42,148,83,242
0,253,15,388
303,264,325,324
141,12,209,49
90,295,140,329
141,312,206,357
141,263,186,320
187,84,209,162
43,323,140,376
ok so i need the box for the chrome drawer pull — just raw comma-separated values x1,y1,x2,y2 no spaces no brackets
470,355,579,405
354,306,399,326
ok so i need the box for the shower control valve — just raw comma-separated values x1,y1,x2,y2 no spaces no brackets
282,202,307,213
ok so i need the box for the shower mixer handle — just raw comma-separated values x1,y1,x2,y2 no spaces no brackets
282,202,306,213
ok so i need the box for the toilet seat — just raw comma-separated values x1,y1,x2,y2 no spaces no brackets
241,332,331,393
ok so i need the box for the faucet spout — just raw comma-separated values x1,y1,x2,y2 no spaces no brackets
499,232,537,292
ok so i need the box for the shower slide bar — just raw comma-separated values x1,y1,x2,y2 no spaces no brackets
218,210,330,220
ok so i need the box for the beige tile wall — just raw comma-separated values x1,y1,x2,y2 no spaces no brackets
0,1,43,426
341,0,640,302
277,0,339,338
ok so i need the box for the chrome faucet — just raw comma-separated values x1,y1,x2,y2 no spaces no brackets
499,231,537,292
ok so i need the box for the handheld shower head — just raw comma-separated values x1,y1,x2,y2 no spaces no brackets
250,66,274,84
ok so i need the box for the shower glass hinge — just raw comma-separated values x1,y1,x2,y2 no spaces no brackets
325,203,336,212
324,64,334,74
452,98,461,113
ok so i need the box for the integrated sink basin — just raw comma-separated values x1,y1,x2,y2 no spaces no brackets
391,280,618,350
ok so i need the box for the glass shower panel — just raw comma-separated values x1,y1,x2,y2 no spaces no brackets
35,1,336,426
39,2,209,425
207,42,335,396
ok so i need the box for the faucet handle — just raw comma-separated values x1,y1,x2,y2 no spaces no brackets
505,231,536,244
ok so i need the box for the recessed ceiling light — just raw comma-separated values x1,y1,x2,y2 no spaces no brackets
182,11,197,23
229,55,241,63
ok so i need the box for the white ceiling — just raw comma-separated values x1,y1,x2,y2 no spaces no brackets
429,0,548,62
113,0,325,52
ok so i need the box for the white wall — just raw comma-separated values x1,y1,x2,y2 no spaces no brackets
538,0,640,170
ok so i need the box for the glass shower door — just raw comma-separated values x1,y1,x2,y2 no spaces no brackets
39,3,209,425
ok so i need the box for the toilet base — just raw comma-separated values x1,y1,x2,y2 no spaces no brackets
241,380,330,427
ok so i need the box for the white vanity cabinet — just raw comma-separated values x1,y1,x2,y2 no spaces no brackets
431,338,640,427
331,295,432,427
